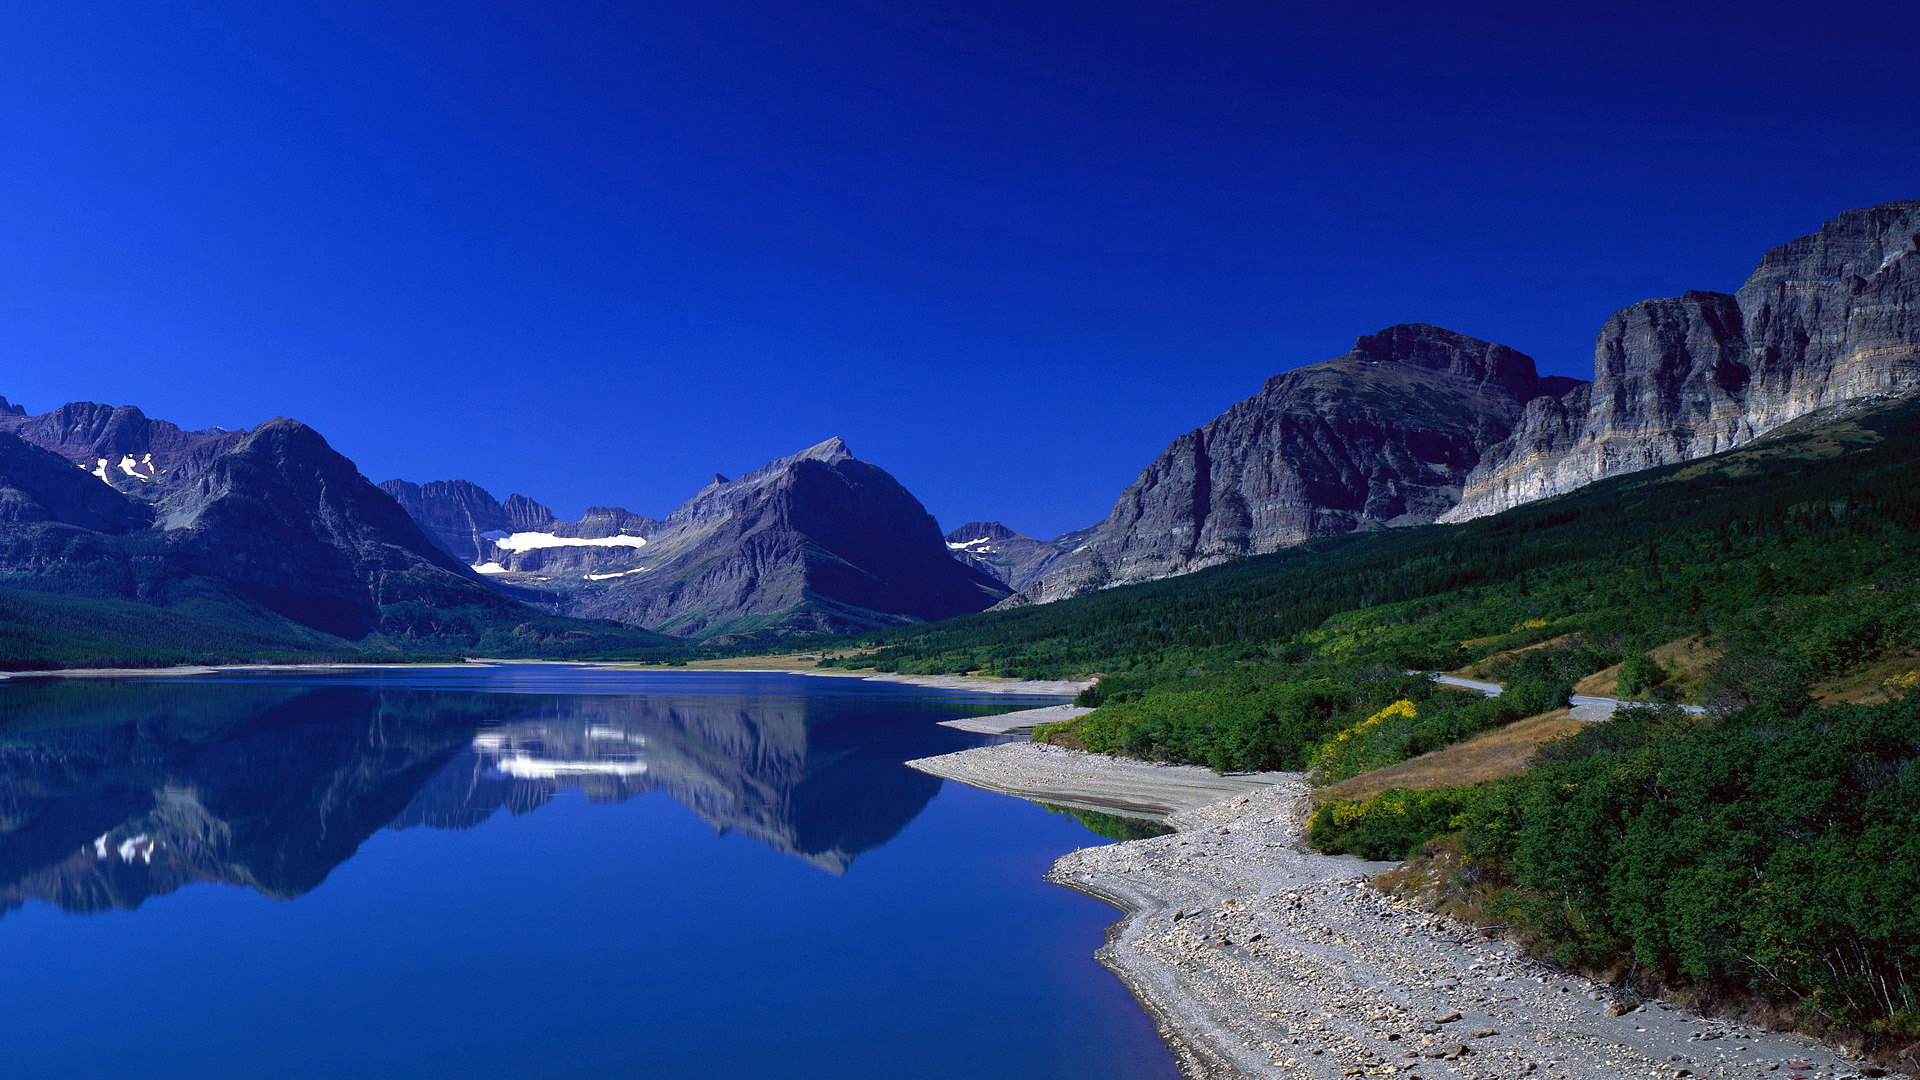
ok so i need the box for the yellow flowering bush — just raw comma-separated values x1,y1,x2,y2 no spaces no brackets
1308,699,1418,783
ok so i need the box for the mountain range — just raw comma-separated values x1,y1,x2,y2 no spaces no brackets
1,200,1915,660
1000,199,1920,605
0,404,671,665
382,437,1009,641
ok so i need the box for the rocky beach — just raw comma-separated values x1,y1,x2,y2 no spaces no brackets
909,743,1876,1080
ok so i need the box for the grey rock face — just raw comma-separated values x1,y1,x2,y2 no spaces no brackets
378,478,515,564
551,506,659,539
574,437,1007,638
943,521,1070,591
375,481,615,572
1445,201,1920,520
157,418,517,638
576,438,1006,638
1014,324,1570,605
376,486,656,577
502,493,556,532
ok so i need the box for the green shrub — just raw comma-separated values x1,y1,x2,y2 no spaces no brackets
1308,785,1486,860
1615,652,1667,697
1497,676,1572,717
1457,695,1920,1035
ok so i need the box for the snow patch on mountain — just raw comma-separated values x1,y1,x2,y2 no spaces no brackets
493,532,648,552
117,453,156,480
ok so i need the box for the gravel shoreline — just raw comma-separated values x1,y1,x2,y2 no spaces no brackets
910,743,1875,1080
938,704,1093,734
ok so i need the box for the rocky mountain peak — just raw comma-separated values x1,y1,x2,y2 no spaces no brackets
945,521,1018,544
0,433,151,534
382,437,1005,637
154,416,506,637
1011,324,1571,605
556,506,656,540
671,439,863,528
247,416,327,448
379,478,515,564
802,436,852,462
502,493,556,532
0,397,24,418
1341,323,1549,397
942,522,1071,592
778,436,854,467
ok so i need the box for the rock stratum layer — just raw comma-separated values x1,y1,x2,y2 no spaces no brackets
1012,324,1575,604
1443,200,1920,521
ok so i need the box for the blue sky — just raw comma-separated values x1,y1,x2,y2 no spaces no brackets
5,0,1917,537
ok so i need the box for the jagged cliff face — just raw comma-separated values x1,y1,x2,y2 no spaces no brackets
377,479,647,572
392,439,1009,639
379,479,517,564
1012,324,1573,604
491,505,658,575
1445,201,1920,521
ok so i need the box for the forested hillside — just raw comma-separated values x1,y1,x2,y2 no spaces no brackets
819,392,1920,1046
829,393,1920,771
1310,697,1920,1050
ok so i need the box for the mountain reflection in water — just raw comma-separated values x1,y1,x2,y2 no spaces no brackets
0,674,993,916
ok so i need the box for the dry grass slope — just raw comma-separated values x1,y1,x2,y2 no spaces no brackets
1573,635,1721,697
1311,710,1584,805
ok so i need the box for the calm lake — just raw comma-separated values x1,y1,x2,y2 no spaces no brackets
0,665,1178,1080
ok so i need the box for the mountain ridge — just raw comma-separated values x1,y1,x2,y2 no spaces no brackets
1007,322,1574,605
1011,201,1920,605
389,437,1009,640
0,402,671,663
1442,200,1920,520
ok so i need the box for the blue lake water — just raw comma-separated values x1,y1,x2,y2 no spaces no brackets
0,665,1178,1080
